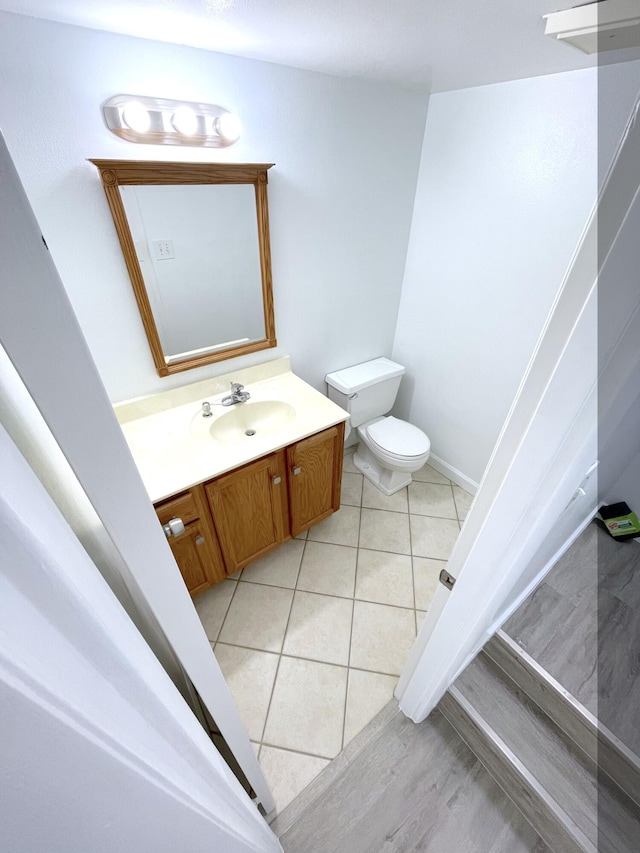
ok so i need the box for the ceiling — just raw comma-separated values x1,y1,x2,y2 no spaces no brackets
1,0,640,92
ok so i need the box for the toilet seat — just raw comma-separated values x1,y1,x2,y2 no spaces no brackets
365,416,429,459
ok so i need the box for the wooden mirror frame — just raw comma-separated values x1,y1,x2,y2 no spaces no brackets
90,159,277,377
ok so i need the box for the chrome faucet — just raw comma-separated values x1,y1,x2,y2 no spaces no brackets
221,381,251,406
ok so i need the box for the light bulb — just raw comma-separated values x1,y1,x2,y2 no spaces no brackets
215,112,242,142
172,106,199,136
122,101,150,133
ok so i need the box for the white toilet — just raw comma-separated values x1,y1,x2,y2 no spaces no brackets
325,358,430,495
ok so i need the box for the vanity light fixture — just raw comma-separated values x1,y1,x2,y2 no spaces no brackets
102,94,242,147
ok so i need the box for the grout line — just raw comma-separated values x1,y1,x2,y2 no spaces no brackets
260,741,337,763
238,577,422,612
342,506,361,751
341,500,361,753
300,540,360,551
212,577,241,644
407,493,421,638
450,480,461,529
302,538,416,557
214,640,405,680
256,537,307,747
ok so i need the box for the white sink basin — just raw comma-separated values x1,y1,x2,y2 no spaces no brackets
205,400,297,444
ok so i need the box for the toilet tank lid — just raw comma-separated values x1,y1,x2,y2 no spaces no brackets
325,358,405,394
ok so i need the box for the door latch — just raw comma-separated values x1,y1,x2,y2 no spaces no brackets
439,569,456,590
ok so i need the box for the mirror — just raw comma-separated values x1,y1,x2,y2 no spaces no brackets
90,160,277,376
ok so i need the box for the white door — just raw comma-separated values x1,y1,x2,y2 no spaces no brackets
397,93,640,722
0,422,281,852
0,133,275,817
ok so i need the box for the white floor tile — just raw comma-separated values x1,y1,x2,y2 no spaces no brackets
193,580,237,642
453,484,474,521
199,484,466,768
355,549,414,608
350,600,416,676
359,508,411,555
214,644,279,742
410,515,460,560
307,505,360,547
343,669,397,747
283,591,353,666
297,541,357,598
413,556,445,610
412,463,450,485
218,582,293,652
241,538,305,588
408,481,457,519
263,656,348,759
259,746,329,814
341,471,364,506
361,479,408,513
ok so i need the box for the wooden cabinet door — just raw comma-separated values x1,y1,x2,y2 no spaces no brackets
167,520,226,596
155,484,226,596
206,451,288,575
287,423,344,537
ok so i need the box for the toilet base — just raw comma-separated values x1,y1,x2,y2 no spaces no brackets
353,444,413,496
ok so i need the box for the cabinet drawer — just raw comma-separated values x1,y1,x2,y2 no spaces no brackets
155,490,199,526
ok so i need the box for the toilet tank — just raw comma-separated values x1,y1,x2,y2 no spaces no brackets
325,358,405,428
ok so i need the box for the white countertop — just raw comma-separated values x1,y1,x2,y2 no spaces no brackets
114,357,349,504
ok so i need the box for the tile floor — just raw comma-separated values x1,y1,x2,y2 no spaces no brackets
195,446,473,815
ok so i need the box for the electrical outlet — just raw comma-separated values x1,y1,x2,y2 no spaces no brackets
152,239,175,260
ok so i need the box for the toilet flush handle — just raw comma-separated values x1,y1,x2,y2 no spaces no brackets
349,393,358,399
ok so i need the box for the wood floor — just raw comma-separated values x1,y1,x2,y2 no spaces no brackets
504,522,640,758
278,704,550,852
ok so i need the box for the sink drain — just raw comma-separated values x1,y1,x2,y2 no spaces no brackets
245,429,256,437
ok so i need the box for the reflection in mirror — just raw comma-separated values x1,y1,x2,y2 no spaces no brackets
120,184,265,362
90,160,276,376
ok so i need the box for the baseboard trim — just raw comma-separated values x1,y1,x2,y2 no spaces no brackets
428,453,479,495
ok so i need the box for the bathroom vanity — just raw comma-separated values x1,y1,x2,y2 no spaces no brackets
115,358,348,596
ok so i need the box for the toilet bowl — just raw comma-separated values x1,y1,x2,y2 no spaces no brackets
354,416,430,495
325,358,430,496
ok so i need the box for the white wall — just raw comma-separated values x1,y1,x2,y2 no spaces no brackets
0,11,428,402
392,63,640,485
605,444,640,517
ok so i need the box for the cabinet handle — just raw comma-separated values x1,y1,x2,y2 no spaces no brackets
292,466,301,476
163,517,185,538
195,535,205,545
272,476,282,485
